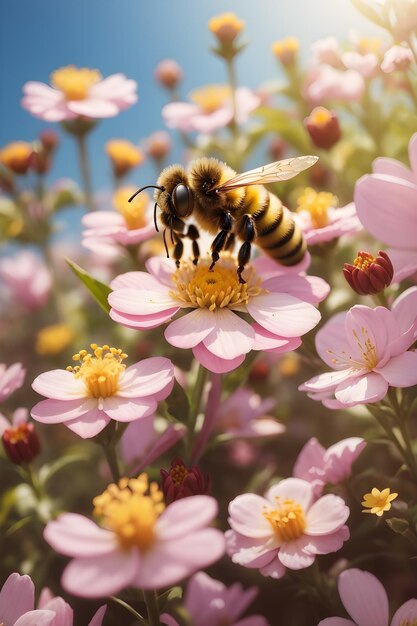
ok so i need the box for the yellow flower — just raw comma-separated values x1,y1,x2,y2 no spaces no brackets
209,12,245,42
0,142,32,175
105,140,144,177
271,37,299,65
113,187,149,230
50,66,101,101
362,487,398,517
36,324,74,356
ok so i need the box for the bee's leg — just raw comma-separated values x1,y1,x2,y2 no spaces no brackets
185,224,200,265
209,212,233,271
173,232,184,268
237,215,255,284
225,232,235,251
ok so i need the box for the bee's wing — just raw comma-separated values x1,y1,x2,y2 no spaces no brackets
210,155,318,192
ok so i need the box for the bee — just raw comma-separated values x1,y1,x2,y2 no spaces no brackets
129,155,318,283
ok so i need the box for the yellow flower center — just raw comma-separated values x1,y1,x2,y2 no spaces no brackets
67,344,127,398
93,474,165,551
113,187,149,230
36,324,74,356
51,65,102,101
0,142,32,171
208,12,245,41
362,487,398,516
263,497,306,542
354,252,375,272
297,187,337,229
309,107,333,128
190,85,232,114
271,37,300,62
171,257,264,312
106,140,144,171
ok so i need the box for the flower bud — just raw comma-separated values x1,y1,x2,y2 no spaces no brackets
305,107,341,150
2,423,41,465
343,250,393,295
105,139,144,178
0,142,33,175
40,129,59,153
209,12,244,43
154,59,184,90
271,37,299,66
160,458,211,504
145,131,172,162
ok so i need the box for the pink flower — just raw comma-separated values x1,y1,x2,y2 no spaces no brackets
161,571,269,626
38,588,106,626
0,251,52,311
342,51,379,77
0,363,25,403
162,86,261,134
226,477,349,579
44,477,225,597
82,187,155,258
299,287,417,408
311,37,342,67
381,45,413,73
318,568,417,626
294,188,361,246
214,387,285,439
355,133,417,282
0,573,55,626
294,437,366,496
22,66,137,122
304,65,364,104
31,344,174,438
120,414,185,471
108,254,328,374
0,407,28,434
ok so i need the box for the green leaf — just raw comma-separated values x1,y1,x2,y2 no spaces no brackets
158,586,183,609
164,380,190,423
66,258,111,313
39,453,90,485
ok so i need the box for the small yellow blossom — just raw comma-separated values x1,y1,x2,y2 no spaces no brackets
209,12,245,42
271,37,299,65
36,324,75,356
189,85,231,114
0,142,32,175
362,487,398,517
50,66,101,101
106,140,144,177
278,353,300,378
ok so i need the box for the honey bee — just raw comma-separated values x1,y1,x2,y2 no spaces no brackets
129,155,318,283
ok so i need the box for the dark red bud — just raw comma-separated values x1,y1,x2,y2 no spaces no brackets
305,107,341,150
40,130,59,153
160,457,211,504
2,423,41,465
343,250,393,295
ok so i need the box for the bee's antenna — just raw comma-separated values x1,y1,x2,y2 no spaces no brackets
163,228,170,258
153,203,159,232
128,185,165,203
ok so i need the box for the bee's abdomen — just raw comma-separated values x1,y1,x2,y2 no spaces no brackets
254,192,306,266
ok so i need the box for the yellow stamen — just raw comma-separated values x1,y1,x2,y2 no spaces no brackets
170,463,189,485
326,326,378,371
93,474,165,551
171,256,264,312
362,487,398,517
354,252,376,272
263,497,306,541
113,187,149,230
190,85,231,114
66,344,127,398
36,324,74,356
51,66,101,100
296,187,337,229
309,107,333,127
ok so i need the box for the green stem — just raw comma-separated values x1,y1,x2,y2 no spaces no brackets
143,589,160,626
76,132,95,211
110,596,147,624
101,442,121,482
20,464,44,501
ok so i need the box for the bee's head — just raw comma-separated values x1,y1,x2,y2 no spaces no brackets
169,183,194,218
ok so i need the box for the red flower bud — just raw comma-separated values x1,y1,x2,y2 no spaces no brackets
2,423,40,465
160,458,211,504
343,250,394,295
154,59,184,90
305,107,341,150
40,129,59,153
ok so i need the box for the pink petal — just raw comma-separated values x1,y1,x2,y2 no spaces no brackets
345,306,397,367
131,424,186,473
118,357,174,397
252,252,311,276
228,494,274,538
391,287,417,337
265,478,314,512
203,309,255,359
278,537,315,570
62,549,141,598
14,611,56,626
44,513,117,557
324,438,367,483
293,438,326,481
110,271,166,291
0,573,34,624
355,174,417,248
391,599,417,626
69,98,119,117
335,372,388,405
65,409,111,438
192,343,246,373
317,619,356,626
372,157,416,184
306,495,349,535
315,311,349,369
263,274,330,305
252,323,302,352
300,368,359,393
156,495,218,540
247,293,321,338
110,307,179,330
376,351,417,387
101,396,156,421
234,617,270,626
82,211,125,229
225,530,277,568
161,615,180,626
165,309,216,349
108,287,177,315
137,529,225,589
389,248,417,283
32,370,86,400
23,81,62,100
31,397,96,424
338,568,389,626
39,597,73,623
88,606,107,626
304,526,350,554
259,557,286,579
145,256,177,287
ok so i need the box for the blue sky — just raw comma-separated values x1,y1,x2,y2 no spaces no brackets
0,0,378,236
